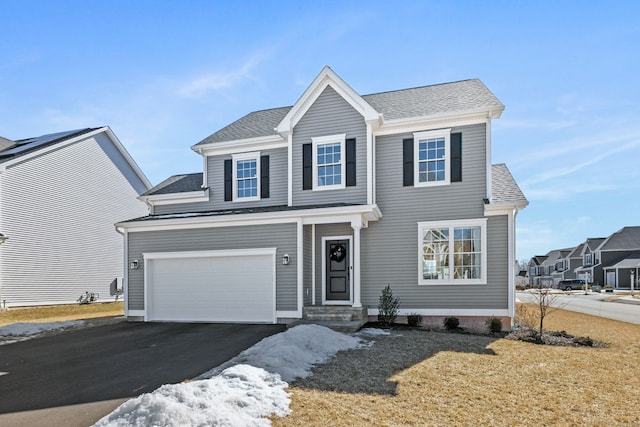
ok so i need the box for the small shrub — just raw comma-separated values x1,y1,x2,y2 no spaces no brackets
486,316,502,333
443,316,460,330
377,285,400,326
407,313,422,327
515,303,537,329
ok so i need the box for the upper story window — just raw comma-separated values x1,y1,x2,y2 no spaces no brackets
403,128,461,188
584,253,593,266
418,218,487,285
415,130,449,185
232,152,260,202
312,134,345,191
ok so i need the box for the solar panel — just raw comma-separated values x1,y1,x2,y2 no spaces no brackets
0,129,92,159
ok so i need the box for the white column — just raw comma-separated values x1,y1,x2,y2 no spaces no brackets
352,223,362,308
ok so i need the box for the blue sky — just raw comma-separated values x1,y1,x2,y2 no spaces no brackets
2,1,639,260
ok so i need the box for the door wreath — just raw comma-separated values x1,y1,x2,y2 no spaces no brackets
329,244,346,262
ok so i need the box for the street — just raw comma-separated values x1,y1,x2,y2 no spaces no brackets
516,291,640,325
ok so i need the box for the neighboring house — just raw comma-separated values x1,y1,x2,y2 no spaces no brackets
596,226,640,289
116,67,528,327
574,237,606,285
566,243,586,280
0,127,151,307
528,255,548,287
549,247,575,284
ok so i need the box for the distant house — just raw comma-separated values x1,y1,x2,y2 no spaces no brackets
116,66,528,328
574,237,606,285
528,255,548,286
550,248,575,284
596,227,640,289
0,127,150,307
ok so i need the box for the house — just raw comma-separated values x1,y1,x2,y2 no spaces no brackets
549,247,575,285
0,127,151,307
528,255,548,287
596,226,640,289
116,67,528,328
574,237,606,285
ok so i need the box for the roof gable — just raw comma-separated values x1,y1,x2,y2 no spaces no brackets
598,226,640,251
276,66,379,135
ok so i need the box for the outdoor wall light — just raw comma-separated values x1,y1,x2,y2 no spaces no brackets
282,254,290,265
129,259,139,270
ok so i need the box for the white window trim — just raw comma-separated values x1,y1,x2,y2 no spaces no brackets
413,128,451,187
417,218,487,285
232,151,260,202
312,133,346,191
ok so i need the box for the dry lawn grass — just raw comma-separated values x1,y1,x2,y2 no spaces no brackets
274,304,640,426
0,302,124,326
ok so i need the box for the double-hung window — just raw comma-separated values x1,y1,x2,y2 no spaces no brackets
232,152,260,202
312,134,345,191
418,219,487,285
414,129,450,187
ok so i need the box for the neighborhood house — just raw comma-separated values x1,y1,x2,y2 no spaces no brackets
0,127,150,307
528,226,640,289
116,67,528,329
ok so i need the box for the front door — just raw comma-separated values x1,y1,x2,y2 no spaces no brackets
325,239,350,302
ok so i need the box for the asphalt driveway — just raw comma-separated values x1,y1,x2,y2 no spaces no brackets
0,320,285,426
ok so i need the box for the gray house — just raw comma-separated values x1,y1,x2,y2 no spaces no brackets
117,67,528,328
528,255,548,286
574,237,606,285
596,226,640,289
0,127,150,307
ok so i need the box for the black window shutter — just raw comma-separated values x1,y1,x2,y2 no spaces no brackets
346,138,356,187
451,132,462,182
302,143,312,190
224,159,232,201
260,155,270,198
402,138,414,186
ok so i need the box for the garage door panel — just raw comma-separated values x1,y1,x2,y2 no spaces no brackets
146,251,275,323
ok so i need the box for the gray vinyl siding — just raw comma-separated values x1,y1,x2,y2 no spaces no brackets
292,86,367,206
0,135,149,307
361,215,508,310
360,122,508,310
375,123,487,220
127,223,297,311
153,147,288,215
303,225,312,306
313,223,353,304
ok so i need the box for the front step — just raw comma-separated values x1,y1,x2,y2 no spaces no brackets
294,306,369,332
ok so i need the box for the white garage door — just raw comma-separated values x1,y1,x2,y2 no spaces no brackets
145,249,276,323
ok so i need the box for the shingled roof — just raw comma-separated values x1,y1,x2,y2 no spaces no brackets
195,78,503,146
598,226,640,251
142,173,204,196
491,163,528,207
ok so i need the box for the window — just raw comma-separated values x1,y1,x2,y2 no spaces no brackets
312,134,345,190
232,152,260,202
418,219,487,285
414,129,450,187
584,253,592,266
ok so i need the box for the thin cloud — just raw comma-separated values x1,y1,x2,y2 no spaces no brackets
495,118,575,131
522,139,640,187
177,52,271,98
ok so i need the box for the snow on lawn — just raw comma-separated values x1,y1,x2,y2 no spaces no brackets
0,320,84,345
94,324,366,427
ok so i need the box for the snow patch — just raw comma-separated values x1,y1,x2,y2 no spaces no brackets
95,324,365,426
94,364,290,427
0,320,84,345
199,324,364,382
358,327,391,336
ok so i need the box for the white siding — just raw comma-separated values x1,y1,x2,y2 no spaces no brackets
0,135,149,306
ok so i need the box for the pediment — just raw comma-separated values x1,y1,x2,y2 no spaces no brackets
276,66,379,135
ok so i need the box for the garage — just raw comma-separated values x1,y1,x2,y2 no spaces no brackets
143,248,276,323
